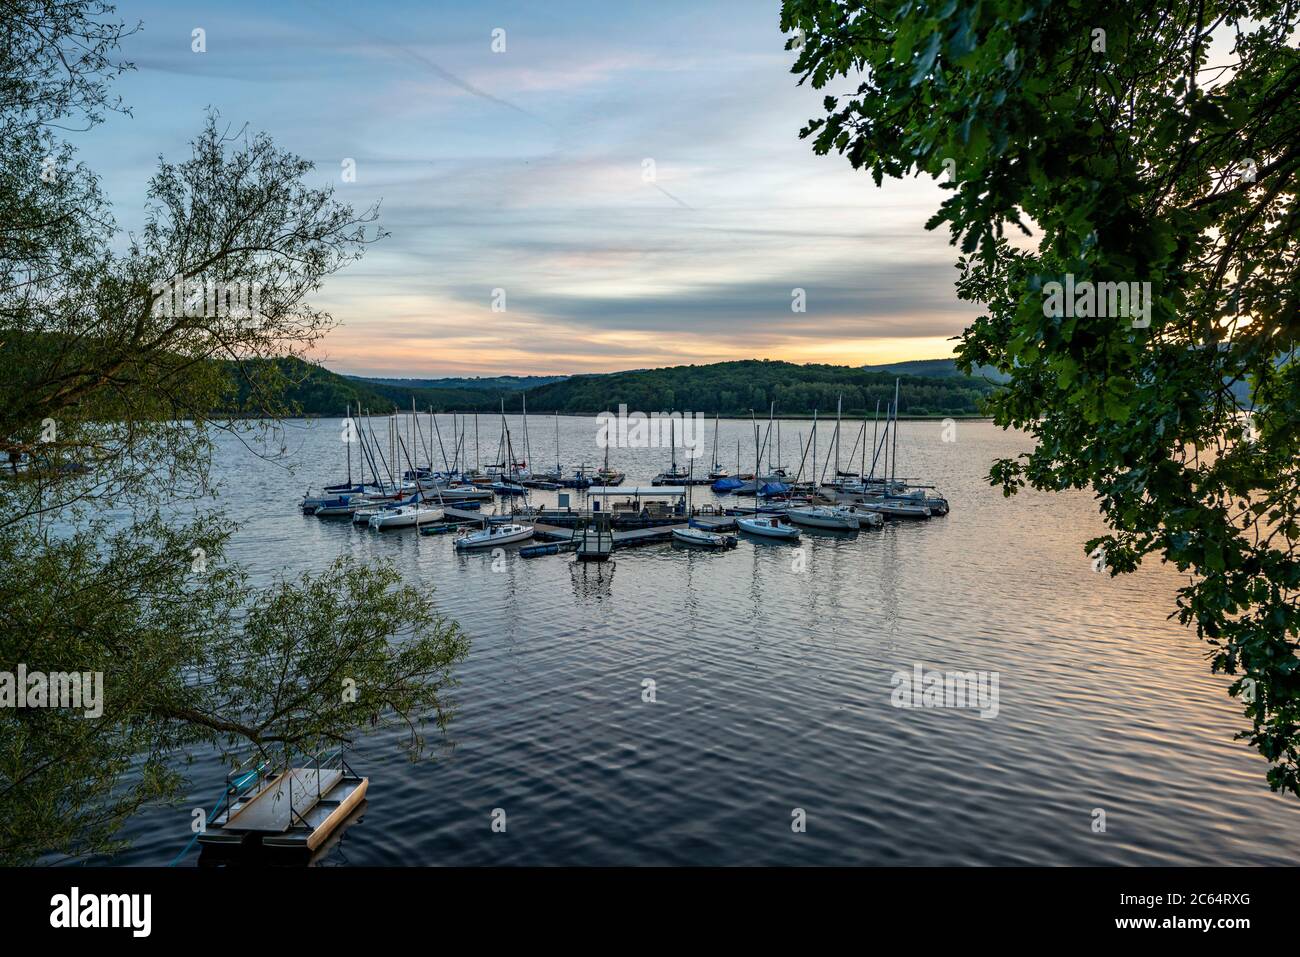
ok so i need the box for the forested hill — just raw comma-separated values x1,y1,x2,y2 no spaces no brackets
512,360,992,417
226,357,995,417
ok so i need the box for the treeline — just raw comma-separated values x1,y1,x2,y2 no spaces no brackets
219,357,994,417
519,360,994,417
221,358,518,416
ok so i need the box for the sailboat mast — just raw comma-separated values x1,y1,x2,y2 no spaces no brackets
767,402,775,473
522,395,531,473
712,411,720,470
345,403,352,486
860,412,868,480
891,378,900,486
834,393,842,477
812,409,818,486
869,400,880,482
431,410,450,474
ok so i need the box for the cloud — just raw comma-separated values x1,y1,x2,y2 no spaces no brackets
82,0,972,376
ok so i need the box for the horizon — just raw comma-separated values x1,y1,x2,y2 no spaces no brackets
346,354,960,383
78,0,975,379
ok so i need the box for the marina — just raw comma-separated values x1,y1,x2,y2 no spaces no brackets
10,0,1298,927
106,414,1300,869
297,390,947,568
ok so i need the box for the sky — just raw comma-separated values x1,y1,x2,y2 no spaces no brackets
80,0,981,378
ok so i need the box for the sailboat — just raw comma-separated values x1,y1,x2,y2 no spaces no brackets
371,424,447,529
786,504,868,531
712,436,744,492
454,521,535,548
595,433,625,486
457,410,535,548
672,460,736,548
850,381,942,518
733,408,787,497
707,412,729,480
527,411,564,485
651,417,690,485
369,502,446,530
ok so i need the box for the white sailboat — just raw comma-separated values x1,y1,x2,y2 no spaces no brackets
458,407,534,549
454,521,535,549
369,503,446,530
707,412,729,480
854,499,932,519
786,504,867,531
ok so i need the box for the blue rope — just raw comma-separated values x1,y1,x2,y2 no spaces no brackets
168,790,228,867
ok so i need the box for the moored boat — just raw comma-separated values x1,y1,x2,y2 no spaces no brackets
369,504,446,530
786,505,862,531
672,526,736,548
454,522,536,549
736,515,801,539
854,499,932,519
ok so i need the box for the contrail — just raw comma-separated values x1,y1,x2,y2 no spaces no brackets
303,0,546,124
652,183,693,209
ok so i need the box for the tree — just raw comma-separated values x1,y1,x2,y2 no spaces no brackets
783,0,1300,792
0,1,468,864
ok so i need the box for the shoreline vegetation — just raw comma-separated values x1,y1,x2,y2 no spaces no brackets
234,356,998,419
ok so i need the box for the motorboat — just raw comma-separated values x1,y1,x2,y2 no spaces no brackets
672,526,736,548
736,515,801,540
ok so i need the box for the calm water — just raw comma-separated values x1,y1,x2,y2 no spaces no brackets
106,414,1300,866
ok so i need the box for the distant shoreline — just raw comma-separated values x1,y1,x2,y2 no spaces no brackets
235,412,997,422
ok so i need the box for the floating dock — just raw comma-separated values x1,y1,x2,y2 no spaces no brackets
197,750,367,853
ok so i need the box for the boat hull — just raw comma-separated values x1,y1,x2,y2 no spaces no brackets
786,508,860,531
672,527,736,548
369,507,445,530
454,524,536,549
736,517,801,539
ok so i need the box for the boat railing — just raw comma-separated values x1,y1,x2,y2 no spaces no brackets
287,745,350,829
221,754,269,815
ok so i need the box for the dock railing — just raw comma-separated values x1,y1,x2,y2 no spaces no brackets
287,745,351,829
221,753,269,820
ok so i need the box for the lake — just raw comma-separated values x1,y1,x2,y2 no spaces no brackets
106,413,1300,865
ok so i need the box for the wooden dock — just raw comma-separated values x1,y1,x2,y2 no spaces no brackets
441,512,736,554
444,506,489,525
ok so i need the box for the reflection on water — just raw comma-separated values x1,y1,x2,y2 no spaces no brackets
106,416,1299,866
